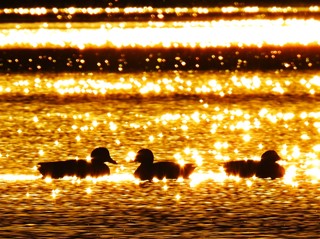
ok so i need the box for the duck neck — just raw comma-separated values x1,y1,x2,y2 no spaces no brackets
91,158,105,165
141,161,153,166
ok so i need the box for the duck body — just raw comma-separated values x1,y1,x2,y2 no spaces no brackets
38,159,111,179
223,150,285,179
134,149,196,181
223,160,258,178
37,147,117,179
134,161,196,181
255,161,285,179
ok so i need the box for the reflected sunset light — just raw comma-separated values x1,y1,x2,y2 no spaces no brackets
1,73,320,97
1,19,320,49
1,2,320,238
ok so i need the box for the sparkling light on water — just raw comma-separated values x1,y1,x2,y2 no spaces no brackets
1,5,320,238
1,74,320,97
0,3,320,196
1,19,320,49
0,174,41,181
3,70,320,189
1,6,319,17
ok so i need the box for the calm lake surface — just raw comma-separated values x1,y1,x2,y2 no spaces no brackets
0,4,320,239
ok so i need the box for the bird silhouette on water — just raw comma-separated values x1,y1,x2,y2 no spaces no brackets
38,147,117,179
223,150,285,179
133,148,196,181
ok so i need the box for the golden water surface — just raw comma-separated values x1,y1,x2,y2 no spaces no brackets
0,5,320,238
0,71,319,238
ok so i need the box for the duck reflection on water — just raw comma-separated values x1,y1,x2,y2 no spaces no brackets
133,148,196,181
223,150,285,179
37,147,117,179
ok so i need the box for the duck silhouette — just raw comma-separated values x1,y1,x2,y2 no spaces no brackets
223,150,285,179
133,148,196,181
37,147,117,179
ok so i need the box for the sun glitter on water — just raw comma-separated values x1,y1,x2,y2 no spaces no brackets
2,74,320,97
1,19,320,49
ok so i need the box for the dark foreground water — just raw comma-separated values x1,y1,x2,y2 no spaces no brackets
1,179,319,238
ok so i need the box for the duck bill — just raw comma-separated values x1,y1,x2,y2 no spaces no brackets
108,158,117,164
276,157,286,162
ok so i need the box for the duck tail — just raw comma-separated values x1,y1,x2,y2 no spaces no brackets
182,163,196,178
37,163,46,176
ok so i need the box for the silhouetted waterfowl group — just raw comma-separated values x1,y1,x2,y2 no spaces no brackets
37,147,285,180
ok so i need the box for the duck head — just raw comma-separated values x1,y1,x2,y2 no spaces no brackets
134,149,154,164
260,150,281,164
91,147,117,164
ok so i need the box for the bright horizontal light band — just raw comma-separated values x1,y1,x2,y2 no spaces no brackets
0,174,41,181
1,19,320,49
1,74,320,96
0,6,319,16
